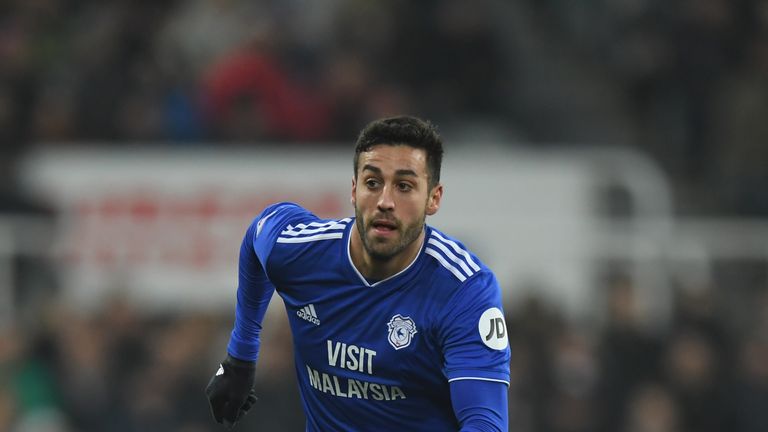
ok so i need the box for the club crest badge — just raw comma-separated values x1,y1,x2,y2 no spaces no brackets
387,314,418,350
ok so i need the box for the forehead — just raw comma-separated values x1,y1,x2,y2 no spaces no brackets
357,144,428,176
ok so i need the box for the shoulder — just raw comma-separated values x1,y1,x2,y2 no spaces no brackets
422,227,502,310
250,202,350,243
247,202,351,267
252,202,352,251
249,203,352,282
423,227,487,284
275,214,352,245
252,202,309,231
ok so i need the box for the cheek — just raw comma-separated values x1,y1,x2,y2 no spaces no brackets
354,190,376,208
403,197,428,216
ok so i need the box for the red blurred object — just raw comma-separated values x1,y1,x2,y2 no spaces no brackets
202,48,330,141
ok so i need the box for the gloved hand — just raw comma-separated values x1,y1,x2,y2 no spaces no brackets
205,354,258,429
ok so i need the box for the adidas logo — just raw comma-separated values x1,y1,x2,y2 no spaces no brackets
297,304,320,325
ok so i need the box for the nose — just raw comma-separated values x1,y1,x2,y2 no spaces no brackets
377,185,395,212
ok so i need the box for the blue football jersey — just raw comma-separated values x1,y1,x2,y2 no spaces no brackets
228,202,511,431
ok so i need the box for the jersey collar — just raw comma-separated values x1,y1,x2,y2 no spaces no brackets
345,220,429,288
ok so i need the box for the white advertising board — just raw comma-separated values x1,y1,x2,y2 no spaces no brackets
19,146,598,314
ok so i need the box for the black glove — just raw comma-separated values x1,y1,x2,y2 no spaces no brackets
205,354,258,429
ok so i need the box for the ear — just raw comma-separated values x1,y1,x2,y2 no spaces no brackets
351,176,357,206
426,184,443,216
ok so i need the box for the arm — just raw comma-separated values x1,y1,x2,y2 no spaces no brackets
227,203,303,359
451,379,509,432
206,220,274,427
439,271,511,431
207,203,302,427
226,221,275,361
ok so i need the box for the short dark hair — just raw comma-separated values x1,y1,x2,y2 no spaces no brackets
353,115,444,189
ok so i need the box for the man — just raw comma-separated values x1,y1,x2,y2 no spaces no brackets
206,115,511,431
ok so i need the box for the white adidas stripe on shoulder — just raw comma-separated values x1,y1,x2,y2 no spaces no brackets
277,232,344,243
425,231,482,282
280,221,349,237
425,248,467,282
284,218,352,233
427,238,473,277
430,231,481,272
277,218,351,244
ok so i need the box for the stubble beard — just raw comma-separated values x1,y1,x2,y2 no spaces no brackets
354,206,425,262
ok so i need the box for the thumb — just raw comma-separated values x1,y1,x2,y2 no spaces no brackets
240,389,258,413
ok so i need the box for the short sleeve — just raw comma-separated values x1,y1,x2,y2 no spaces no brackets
439,271,511,385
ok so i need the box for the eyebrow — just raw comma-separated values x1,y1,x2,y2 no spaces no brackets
361,164,419,177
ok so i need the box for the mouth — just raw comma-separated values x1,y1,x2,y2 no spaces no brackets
370,218,398,235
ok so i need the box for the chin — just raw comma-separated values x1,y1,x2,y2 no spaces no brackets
365,242,399,261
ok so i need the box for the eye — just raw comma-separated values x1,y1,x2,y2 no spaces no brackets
365,178,381,189
397,182,413,192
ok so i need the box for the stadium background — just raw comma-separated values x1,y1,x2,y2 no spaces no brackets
2,1,768,431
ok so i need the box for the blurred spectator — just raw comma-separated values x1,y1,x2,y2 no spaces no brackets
507,294,562,432
320,51,413,139
671,284,732,369
385,0,510,123
0,323,67,432
546,329,598,432
0,386,15,432
201,37,330,142
714,29,768,215
622,383,681,432
724,334,768,432
596,274,663,432
665,0,743,180
50,307,111,432
0,0,46,159
155,0,268,79
662,329,725,432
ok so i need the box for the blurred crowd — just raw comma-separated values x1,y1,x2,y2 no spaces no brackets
0,0,509,148
3,0,768,431
508,271,768,432
0,296,305,432
3,269,768,432
526,0,768,215
1,0,768,215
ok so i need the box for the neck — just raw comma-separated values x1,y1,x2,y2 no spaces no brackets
350,228,425,281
